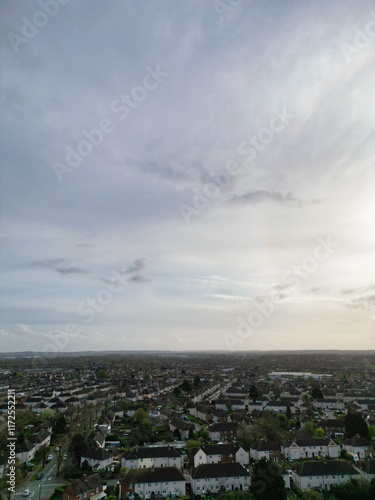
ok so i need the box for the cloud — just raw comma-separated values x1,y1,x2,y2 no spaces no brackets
341,284,375,295
346,294,375,312
228,190,322,207
29,258,88,276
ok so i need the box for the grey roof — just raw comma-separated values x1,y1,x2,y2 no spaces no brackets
124,446,183,460
192,463,249,479
296,460,360,477
121,466,185,484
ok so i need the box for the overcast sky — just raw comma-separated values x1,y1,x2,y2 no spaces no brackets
1,0,374,354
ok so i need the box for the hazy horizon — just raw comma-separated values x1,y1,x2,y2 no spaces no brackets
1,0,374,354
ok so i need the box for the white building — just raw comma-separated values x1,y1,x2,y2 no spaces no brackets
194,444,249,468
80,448,114,471
291,460,360,491
282,438,339,460
121,446,184,469
191,463,250,495
120,467,186,499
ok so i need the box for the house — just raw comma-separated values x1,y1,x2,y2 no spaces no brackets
191,463,250,495
80,448,114,471
342,434,374,459
282,438,339,460
34,429,51,451
15,441,36,463
209,422,239,442
317,419,345,438
250,440,280,462
291,460,360,491
194,444,249,468
169,417,194,440
264,401,296,414
120,467,186,499
62,473,106,500
313,399,345,411
361,459,375,480
122,446,184,469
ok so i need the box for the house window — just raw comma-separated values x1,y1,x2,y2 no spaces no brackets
165,482,169,485
148,483,151,486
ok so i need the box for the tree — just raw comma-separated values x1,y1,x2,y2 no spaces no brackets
69,433,88,466
249,385,260,402
328,477,375,500
344,411,368,439
97,369,106,380
311,386,323,400
194,375,201,388
53,414,67,435
250,458,287,500
180,379,193,392
41,408,54,422
134,407,150,424
303,420,316,437
314,427,324,438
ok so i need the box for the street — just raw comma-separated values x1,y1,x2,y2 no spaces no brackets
14,456,66,500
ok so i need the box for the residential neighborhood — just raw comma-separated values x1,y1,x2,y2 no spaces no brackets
0,351,375,499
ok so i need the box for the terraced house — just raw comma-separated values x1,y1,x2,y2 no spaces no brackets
291,460,360,491
191,463,250,495
120,467,186,499
282,438,339,460
194,444,249,467
121,446,184,469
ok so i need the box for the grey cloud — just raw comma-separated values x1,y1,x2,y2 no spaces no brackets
228,190,322,207
29,258,87,276
346,294,375,311
341,284,375,295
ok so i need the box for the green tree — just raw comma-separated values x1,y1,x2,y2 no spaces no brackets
328,477,375,500
249,385,260,402
69,433,88,466
41,408,54,422
303,420,316,437
344,411,368,439
53,414,67,435
180,379,193,392
194,375,201,387
311,386,323,400
250,458,287,500
314,427,324,438
97,369,106,380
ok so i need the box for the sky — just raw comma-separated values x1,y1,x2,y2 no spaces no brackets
0,0,374,354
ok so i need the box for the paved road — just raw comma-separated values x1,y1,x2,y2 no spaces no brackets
14,456,65,500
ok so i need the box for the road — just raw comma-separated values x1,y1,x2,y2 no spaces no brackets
14,456,66,500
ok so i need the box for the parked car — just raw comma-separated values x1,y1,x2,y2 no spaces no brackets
46,454,53,462
37,473,43,480
63,454,68,460
23,490,31,497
